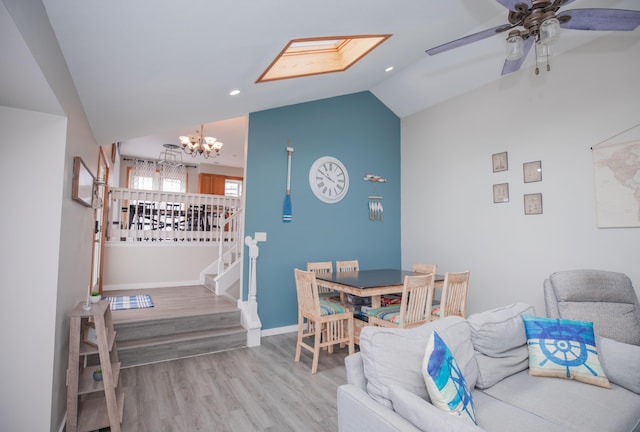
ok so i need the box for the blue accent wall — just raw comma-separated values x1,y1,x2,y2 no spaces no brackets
244,91,401,330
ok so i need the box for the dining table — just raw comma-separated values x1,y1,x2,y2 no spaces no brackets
315,268,444,309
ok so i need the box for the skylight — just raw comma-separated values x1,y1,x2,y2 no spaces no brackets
257,34,392,83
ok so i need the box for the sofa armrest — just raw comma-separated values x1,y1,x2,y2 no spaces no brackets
345,352,367,392
598,336,640,394
388,385,487,432
337,384,420,432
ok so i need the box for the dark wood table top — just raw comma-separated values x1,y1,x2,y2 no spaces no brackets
316,268,444,289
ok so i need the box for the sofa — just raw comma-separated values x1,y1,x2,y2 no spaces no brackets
337,303,640,432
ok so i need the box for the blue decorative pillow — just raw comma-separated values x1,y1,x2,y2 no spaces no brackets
422,331,477,425
522,315,610,388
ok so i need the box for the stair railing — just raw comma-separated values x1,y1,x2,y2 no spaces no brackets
107,188,241,243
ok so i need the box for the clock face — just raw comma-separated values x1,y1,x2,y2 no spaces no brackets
308,156,349,203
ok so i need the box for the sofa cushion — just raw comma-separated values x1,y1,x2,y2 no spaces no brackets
522,315,610,388
597,336,640,394
468,302,534,389
481,369,640,432
359,316,477,408
422,331,477,425
546,269,640,345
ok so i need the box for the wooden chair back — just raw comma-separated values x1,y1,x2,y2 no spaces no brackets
306,261,333,294
295,268,321,315
306,261,333,274
336,260,359,272
399,273,436,327
439,271,470,318
413,263,437,275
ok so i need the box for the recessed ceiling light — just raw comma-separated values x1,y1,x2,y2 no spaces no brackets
229,89,241,96
385,66,394,72
257,34,392,83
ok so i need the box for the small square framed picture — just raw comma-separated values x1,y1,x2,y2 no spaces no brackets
523,160,542,183
524,193,543,215
492,151,508,172
83,322,98,347
493,183,509,203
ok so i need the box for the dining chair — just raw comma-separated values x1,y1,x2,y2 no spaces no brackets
433,271,470,319
336,260,359,272
306,261,338,299
294,269,355,374
367,273,436,329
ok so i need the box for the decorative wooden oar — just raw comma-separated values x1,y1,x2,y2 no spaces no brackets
283,141,293,222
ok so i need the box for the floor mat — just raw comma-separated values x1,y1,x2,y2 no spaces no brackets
104,294,154,311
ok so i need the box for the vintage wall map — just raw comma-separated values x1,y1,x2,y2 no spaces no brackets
592,124,640,228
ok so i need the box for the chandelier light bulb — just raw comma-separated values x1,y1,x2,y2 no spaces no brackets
539,16,560,45
505,32,524,61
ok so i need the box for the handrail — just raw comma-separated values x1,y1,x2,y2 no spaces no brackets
107,188,241,243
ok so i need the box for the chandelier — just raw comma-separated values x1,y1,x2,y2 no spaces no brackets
178,124,223,159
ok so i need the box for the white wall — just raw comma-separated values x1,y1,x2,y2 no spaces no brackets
103,244,218,289
401,33,640,316
2,1,102,430
0,107,66,431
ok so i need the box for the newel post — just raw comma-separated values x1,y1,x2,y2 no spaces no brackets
243,232,266,346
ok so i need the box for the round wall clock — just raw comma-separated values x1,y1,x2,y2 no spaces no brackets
308,156,349,203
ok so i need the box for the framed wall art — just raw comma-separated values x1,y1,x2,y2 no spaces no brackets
493,183,509,203
72,156,95,207
492,151,508,172
523,160,542,183
524,193,543,215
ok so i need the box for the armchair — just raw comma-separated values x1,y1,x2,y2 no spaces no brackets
544,269,640,345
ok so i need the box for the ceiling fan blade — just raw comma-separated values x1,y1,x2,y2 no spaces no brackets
501,37,534,75
426,24,510,56
559,9,640,31
496,0,531,12
496,0,576,12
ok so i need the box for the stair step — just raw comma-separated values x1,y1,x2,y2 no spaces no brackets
204,273,217,292
116,326,247,367
114,310,240,342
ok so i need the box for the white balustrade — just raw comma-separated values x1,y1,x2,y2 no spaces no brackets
107,188,242,243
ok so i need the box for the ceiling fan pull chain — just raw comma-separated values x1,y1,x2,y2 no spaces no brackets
546,59,550,72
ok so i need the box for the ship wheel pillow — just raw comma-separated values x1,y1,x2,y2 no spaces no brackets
422,331,477,425
521,315,610,388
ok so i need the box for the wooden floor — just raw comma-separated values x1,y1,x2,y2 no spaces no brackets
108,332,351,431
98,285,352,431
106,285,238,324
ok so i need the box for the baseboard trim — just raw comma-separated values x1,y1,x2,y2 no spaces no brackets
261,324,298,337
102,280,201,291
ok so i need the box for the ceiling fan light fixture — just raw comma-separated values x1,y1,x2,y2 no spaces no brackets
539,15,560,45
505,31,524,61
535,42,552,64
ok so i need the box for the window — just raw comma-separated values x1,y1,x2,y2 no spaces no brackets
225,179,243,197
128,161,187,192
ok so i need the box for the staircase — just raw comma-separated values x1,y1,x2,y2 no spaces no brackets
114,309,246,367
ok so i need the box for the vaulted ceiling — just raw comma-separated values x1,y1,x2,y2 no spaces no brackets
3,0,639,166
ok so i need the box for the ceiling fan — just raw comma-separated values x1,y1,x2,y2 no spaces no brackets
426,0,640,75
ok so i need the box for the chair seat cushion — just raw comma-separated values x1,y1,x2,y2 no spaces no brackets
368,306,402,324
319,291,340,300
319,299,352,316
